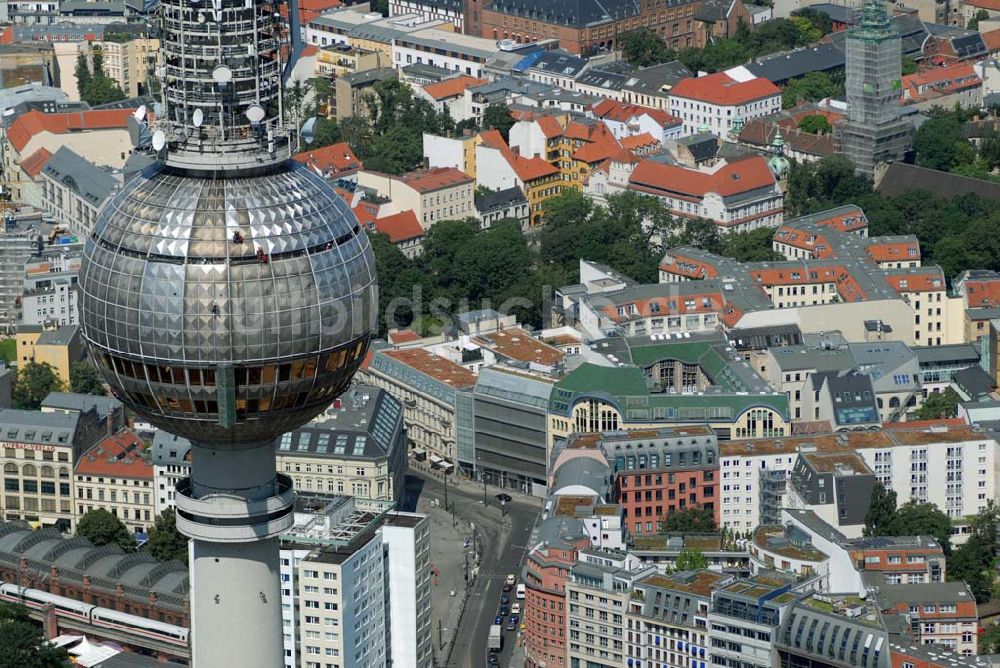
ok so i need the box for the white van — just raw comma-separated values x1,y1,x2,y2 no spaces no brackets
516,583,525,600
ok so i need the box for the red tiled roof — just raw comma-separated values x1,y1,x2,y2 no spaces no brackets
19,147,53,178
670,72,780,106
401,166,473,192
293,142,362,176
601,289,726,321
389,329,423,344
964,279,1000,308
593,99,681,127
572,129,622,164
374,210,424,243
7,109,135,154
301,44,319,57
621,133,659,150
351,201,381,227
901,62,981,105
629,155,776,198
536,115,564,138
865,241,920,262
966,0,1000,10
882,269,946,293
422,75,487,101
74,430,152,479
479,129,558,181
984,28,1000,53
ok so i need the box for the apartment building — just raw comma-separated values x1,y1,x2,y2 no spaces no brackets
276,385,406,506
356,167,474,230
388,0,463,31
708,577,798,668
93,36,159,97
73,430,155,534
720,424,998,537
784,451,878,538
361,347,476,467
667,73,781,138
15,323,82,387
21,246,81,327
628,155,784,233
475,129,562,226
38,146,118,238
0,406,106,530
600,428,719,535
875,582,978,655
565,559,656,668
151,431,190,516
626,570,732,668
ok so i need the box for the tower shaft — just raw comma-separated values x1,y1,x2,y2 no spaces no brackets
175,442,294,665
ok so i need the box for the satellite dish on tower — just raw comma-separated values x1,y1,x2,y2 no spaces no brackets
134,104,147,122
152,130,167,152
212,65,233,85
246,104,265,125
193,108,204,128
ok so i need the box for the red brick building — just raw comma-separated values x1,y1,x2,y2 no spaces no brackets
523,531,589,668
599,427,719,535
478,0,703,55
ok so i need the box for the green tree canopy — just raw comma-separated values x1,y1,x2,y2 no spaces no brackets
720,228,784,262
621,28,675,66
13,362,64,411
482,104,516,143
76,509,135,552
982,624,1000,654
70,361,105,396
674,548,709,571
968,8,990,29
913,115,975,171
0,603,70,668
886,502,952,554
863,483,897,537
791,7,833,36
782,71,845,109
146,510,188,565
798,114,833,134
914,388,960,420
901,55,918,76
946,501,998,602
662,506,718,533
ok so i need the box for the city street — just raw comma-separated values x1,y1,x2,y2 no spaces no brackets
402,468,539,668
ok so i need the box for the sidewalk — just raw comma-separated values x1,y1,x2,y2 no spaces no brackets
408,459,546,509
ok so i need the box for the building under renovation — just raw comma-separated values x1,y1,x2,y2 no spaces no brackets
838,0,913,176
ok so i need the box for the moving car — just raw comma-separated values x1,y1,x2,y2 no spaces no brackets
511,603,520,615
500,604,509,617
505,574,516,586
516,583,526,599
506,614,519,631
500,591,510,605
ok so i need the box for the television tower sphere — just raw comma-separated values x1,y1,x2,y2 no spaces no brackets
78,164,378,445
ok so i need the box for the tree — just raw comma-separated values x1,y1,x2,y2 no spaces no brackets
901,55,919,76
781,71,845,109
12,362,64,411
863,484,897,537
674,548,709,571
887,502,952,554
70,361,105,396
76,509,135,552
662,506,717,533
74,53,92,96
982,624,1000,655
721,228,784,262
913,116,975,171
146,510,188,565
76,47,125,106
798,114,832,134
482,104,515,143
914,387,960,420
946,502,999,602
968,8,990,30
621,28,675,66
791,7,833,37
0,603,70,668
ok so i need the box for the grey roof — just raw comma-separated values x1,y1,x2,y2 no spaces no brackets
151,431,192,465
847,341,919,393
812,369,880,426
529,50,589,77
36,324,79,346
41,392,121,419
0,84,69,118
487,0,653,28
396,30,496,59
94,655,188,668
279,385,403,459
341,67,396,86
40,147,118,208
726,324,802,351
877,162,1000,201
808,3,857,24
401,62,455,82
474,366,553,411
694,0,736,21
913,343,980,365
785,508,848,544
575,68,629,91
954,365,995,399
622,61,693,95
0,408,79,446
475,186,527,213
872,580,976,610
59,0,127,13
676,132,719,162
743,43,845,85
531,515,586,550
769,344,855,372
551,456,611,498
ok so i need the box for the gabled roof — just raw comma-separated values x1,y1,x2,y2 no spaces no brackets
422,75,487,101
480,129,559,182
7,109,133,153
40,146,118,207
669,72,780,106
373,210,423,243
19,146,53,178
629,155,776,198
621,133,659,150
400,166,473,192
293,141,362,176
74,430,152,479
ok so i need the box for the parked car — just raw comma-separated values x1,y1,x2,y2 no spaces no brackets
496,493,512,503
500,592,510,605
494,615,503,626
506,615,519,631
511,603,521,615
500,604,509,617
